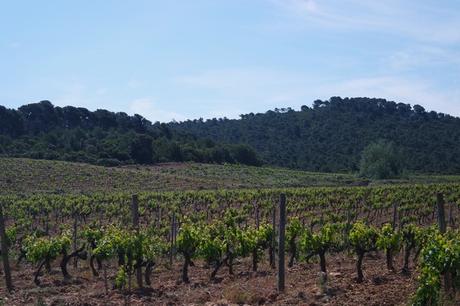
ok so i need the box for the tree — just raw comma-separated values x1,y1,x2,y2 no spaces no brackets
230,144,261,166
130,134,154,164
359,140,404,179
300,105,309,112
413,104,426,115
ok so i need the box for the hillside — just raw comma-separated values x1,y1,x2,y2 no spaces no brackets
3,97,460,175
0,101,260,167
2,157,460,194
171,97,460,174
0,157,360,194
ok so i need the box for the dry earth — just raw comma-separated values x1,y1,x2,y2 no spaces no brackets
1,252,422,306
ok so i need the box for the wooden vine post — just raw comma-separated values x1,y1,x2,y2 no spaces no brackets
278,193,286,292
436,193,452,294
0,200,13,292
270,201,276,268
448,201,455,227
72,211,78,269
437,193,446,234
169,212,176,267
157,206,162,229
392,203,398,229
131,194,142,288
255,202,260,229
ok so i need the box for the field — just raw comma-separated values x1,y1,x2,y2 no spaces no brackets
2,157,460,195
1,159,460,305
0,158,363,194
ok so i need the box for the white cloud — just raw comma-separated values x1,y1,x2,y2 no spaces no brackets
324,76,460,116
129,98,186,123
175,68,315,115
51,82,92,109
176,67,460,117
206,106,248,120
386,46,460,71
272,0,318,13
177,68,310,98
271,0,460,44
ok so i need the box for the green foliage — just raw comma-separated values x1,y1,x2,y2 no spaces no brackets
82,226,104,246
0,101,261,167
198,223,224,264
349,221,378,253
238,223,273,257
92,226,163,267
115,266,128,289
376,223,401,252
402,223,421,246
5,225,17,247
4,97,460,173
171,97,460,174
193,210,265,268
23,233,71,263
130,134,154,164
413,229,460,305
359,140,405,179
1,182,460,303
286,217,303,244
92,227,122,261
229,144,262,166
300,223,338,256
177,220,202,258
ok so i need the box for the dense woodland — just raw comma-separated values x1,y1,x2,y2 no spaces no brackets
0,101,261,166
1,97,460,174
171,97,460,174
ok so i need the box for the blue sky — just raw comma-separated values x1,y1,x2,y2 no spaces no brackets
1,0,459,122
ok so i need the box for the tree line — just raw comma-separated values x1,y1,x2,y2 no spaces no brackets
2,97,460,175
170,97,460,174
0,101,261,166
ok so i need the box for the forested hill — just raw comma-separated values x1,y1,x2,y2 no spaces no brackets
3,98,460,174
0,101,261,166
170,97,460,174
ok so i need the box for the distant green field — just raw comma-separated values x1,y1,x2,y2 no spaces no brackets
1,157,460,194
0,157,360,194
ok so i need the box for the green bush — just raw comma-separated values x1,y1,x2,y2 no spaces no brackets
359,140,405,179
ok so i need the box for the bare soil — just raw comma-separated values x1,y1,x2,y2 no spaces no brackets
1,251,421,306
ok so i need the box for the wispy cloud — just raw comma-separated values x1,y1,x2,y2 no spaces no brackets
271,0,460,44
264,0,460,117
176,67,460,117
272,0,318,14
129,98,186,123
176,68,314,114
385,45,460,71
324,76,460,116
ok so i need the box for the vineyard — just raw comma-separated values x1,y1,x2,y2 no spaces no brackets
0,158,365,194
0,183,459,305
4,157,460,195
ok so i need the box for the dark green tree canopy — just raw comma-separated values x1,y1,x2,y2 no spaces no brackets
2,97,460,174
359,140,404,179
170,97,460,174
0,101,261,167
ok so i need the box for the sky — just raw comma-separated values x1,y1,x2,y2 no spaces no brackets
1,0,460,122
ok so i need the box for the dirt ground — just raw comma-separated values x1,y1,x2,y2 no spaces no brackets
0,251,423,306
